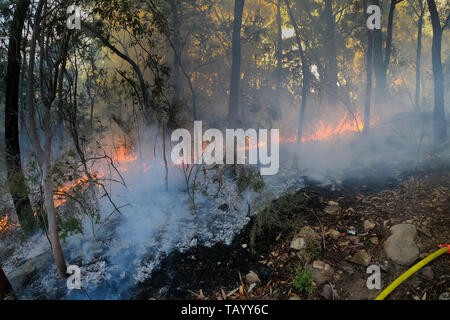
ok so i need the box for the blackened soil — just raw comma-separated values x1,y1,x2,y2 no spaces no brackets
132,158,450,300
132,220,267,299
132,185,362,300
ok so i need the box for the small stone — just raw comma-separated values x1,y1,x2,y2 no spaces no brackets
349,250,371,266
420,267,434,280
242,244,247,249
329,229,341,240
298,226,320,240
341,265,354,274
328,201,339,206
312,260,327,270
370,237,379,245
307,262,334,286
364,220,376,232
439,292,450,300
324,205,339,215
245,271,260,285
319,284,335,300
290,237,306,250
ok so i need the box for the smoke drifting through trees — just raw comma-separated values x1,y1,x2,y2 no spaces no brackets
0,0,448,298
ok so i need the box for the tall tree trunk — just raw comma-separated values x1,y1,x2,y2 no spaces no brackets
0,266,14,300
414,1,424,111
228,0,245,127
169,0,181,127
25,0,67,278
372,0,384,103
427,0,448,148
272,0,283,121
374,0,401,103
324,0,338,108
285,0,310,146
4,0,36,235
364,0,374,137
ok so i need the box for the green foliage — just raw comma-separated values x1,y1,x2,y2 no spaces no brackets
59,216,83,242
293,270,315,293
237,166,265,193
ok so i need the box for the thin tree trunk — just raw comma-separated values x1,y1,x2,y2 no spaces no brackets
372,0,384,103
427,0,448,148
169,0,182,126
25,0,67,278
285,0,310,146
364,0,374,137
375,0,401,102
0,266,14,300
4,0,36,235
273,0,283,121
414,1,424,111
324,0,338,108
82,23,154,122
162,123,169,192
228,0,245,127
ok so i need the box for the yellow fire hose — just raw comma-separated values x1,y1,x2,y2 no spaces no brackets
375,245,450,300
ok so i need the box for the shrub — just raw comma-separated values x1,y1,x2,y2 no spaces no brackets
293,270,315,293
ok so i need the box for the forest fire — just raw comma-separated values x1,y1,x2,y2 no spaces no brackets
303,112,366,142
53,171,106,208
2,0,449,303
52,144,142,209
113,145,139,165
280,112,371,144
0,214,16,234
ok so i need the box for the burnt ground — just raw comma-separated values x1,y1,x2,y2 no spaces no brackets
132,158,450,300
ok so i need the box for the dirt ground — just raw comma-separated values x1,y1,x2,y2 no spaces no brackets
133,158,450,300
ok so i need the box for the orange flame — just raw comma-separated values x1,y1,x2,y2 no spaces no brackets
53,171,103,208
302,112,365,142
280,112,372,143
113,145,138,164
0,214,16,234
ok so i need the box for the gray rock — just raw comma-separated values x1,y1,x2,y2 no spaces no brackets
319,284,336,300
306,261,334,286
384,224,419,266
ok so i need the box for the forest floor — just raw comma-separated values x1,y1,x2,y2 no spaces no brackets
133,157,450,300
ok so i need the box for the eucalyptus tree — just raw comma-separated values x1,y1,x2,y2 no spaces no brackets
4,0,37,235
228,0,245,127
25,0,71,277
426,0,449,148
